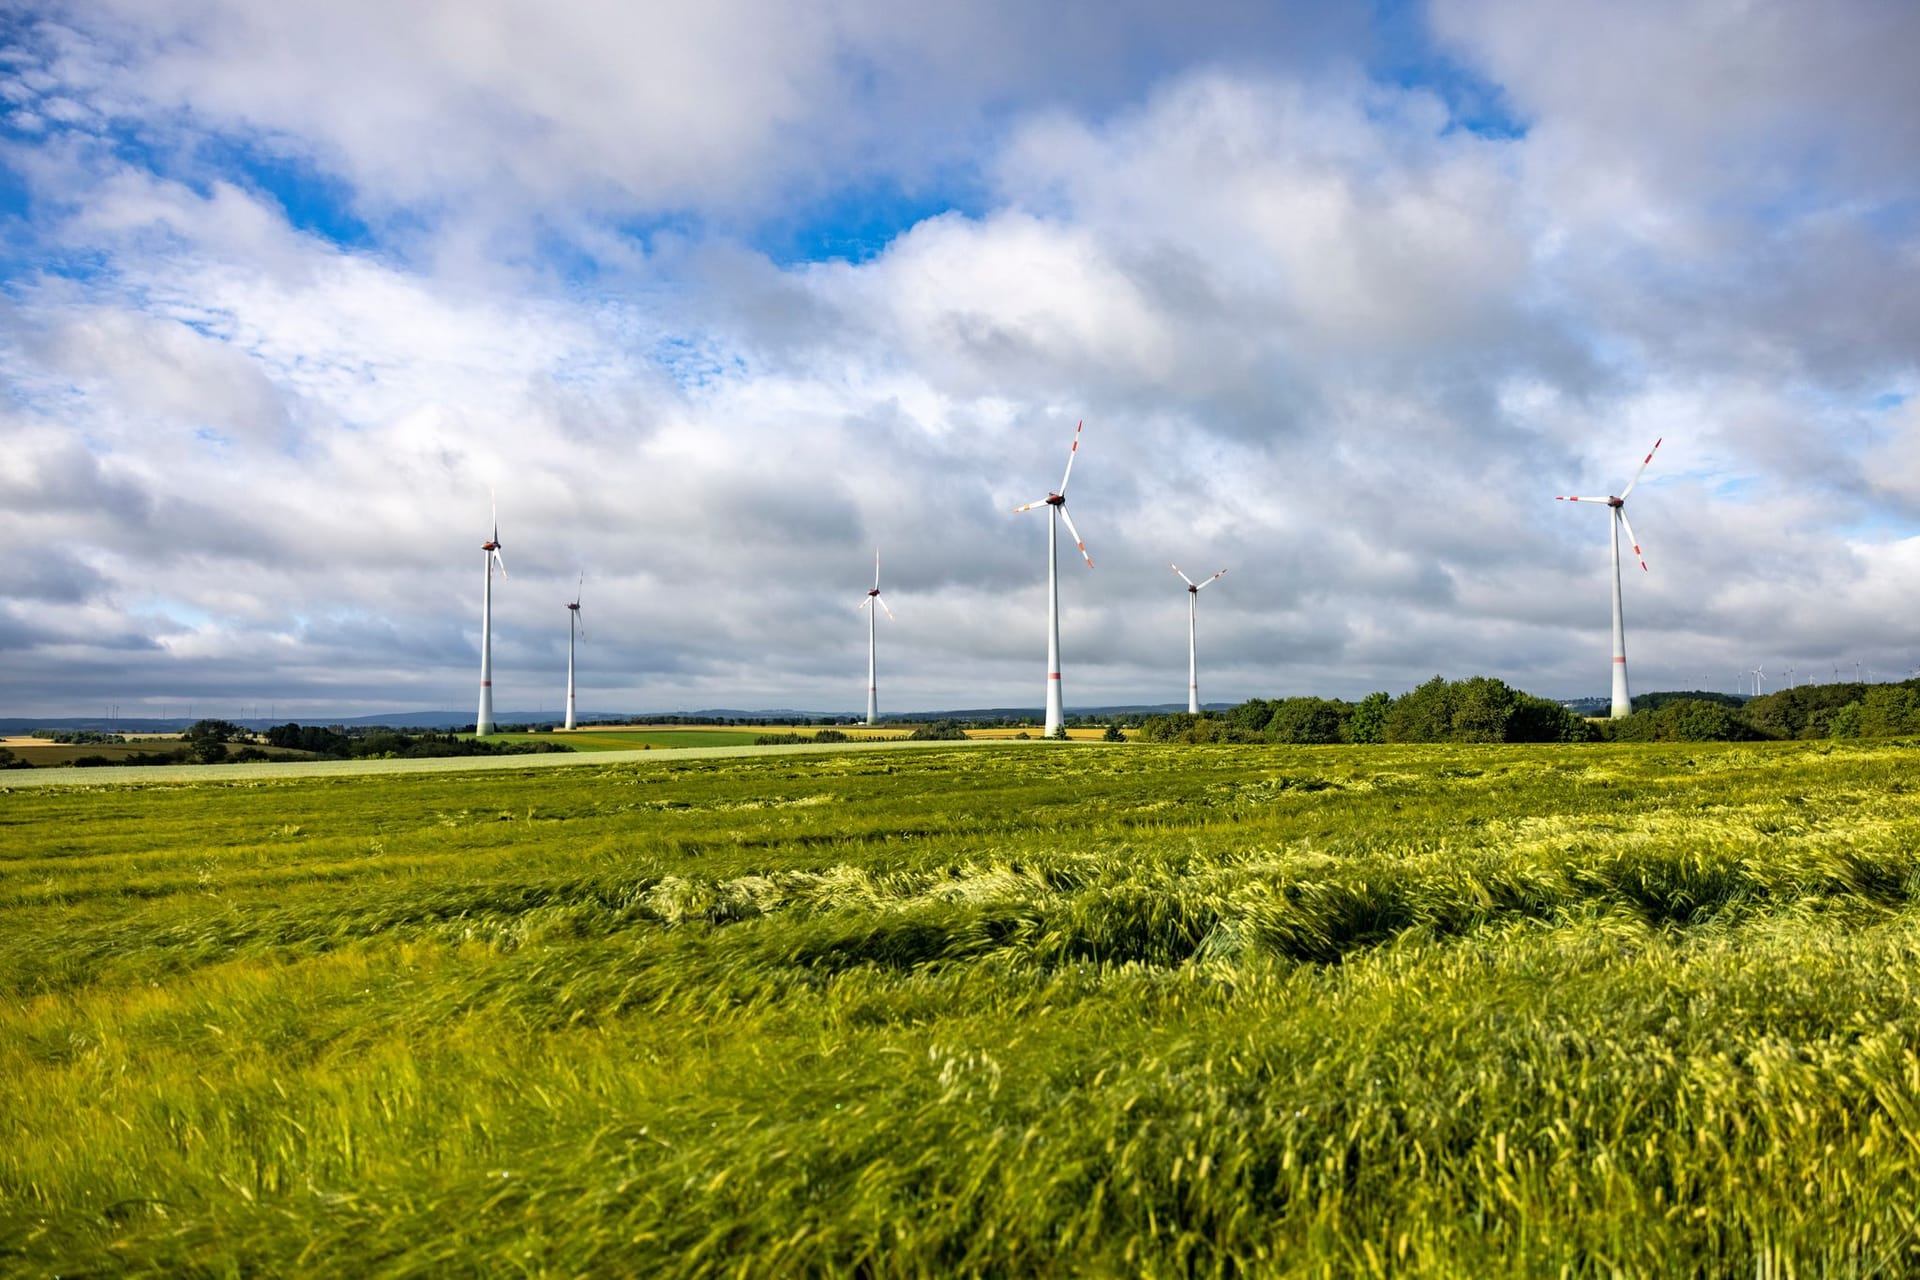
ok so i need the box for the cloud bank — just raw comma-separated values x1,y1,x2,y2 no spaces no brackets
1,0,1916,717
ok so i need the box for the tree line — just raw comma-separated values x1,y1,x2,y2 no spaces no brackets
1133,677,1920,745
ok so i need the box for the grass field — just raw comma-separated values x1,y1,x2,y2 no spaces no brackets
486,727,774,750
6,739,1920,1274
963,726,1121,740
0,736,245,767
496,727,991,751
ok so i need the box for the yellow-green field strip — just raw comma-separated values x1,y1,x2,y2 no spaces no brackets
0,735,1014,789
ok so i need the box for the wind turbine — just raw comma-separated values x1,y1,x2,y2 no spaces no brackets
1751,665,1765,697
1171,564,1226,714
856,549,894,726
476,489,507,736
564,575,583,732
1557,438,1661,719
1014,420,1093,737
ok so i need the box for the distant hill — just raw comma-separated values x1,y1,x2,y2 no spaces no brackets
1560,690,1748,716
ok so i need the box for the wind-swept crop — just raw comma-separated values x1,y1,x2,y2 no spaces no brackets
5,741,1920,1275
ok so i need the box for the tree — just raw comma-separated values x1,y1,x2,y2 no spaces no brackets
183,719,244,746
1386,677,1454,743
1450,677,1516,743
1264,697,1345,744
1140,713,1197,742
1858,685,1920,737
1658,699,1746,742
1347,692,1391,744
1102,723,1126,742
1508,694,1596,743
1227,699,1276,735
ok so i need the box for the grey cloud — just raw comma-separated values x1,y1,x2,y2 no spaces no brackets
0,545,109,603
1432,0,1920,206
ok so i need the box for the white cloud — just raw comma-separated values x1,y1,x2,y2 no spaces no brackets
1,3,1917,718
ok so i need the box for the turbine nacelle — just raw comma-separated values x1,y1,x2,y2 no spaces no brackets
1172,564,1226,594
483,488,507,575
857,549,894,618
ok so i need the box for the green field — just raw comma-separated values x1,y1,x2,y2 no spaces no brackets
6,740,1920,1274
0,737,315,768
487,728,778,750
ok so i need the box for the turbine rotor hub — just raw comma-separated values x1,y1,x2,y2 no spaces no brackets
1607,497,1623,508
1045,493,1065,506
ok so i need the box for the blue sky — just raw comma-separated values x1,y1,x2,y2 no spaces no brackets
1,0,1918,717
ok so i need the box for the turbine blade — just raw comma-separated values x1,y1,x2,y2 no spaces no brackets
873,548,881,590
574,572,583,608
491,548,508,579
1059,504,1093,568
878,594,895,621
490,486,498,542
1013,498,1051,513
1617,507,1648,571
1619,437,1663,499
857,595,871,611
1058,419,1084,496
1556,496,1610,503
1196,568,1226,590
1171,563,1196,587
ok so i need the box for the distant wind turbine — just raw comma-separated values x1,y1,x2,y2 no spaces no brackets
476,489,507,736
1751,665,1765,697
1014,420,1093,738
1558,438,1662,719
1171,564,1226,715
565,575,583,732
857,549,894,726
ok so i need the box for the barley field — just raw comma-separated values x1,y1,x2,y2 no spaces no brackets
5,740,1920,1275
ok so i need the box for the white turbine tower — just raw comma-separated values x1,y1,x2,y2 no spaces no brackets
476,490,507,735
564,575,583,732
1171,564,1226,715
856,549,894,726
1557,438,1661,719
1015,420,1093,738
1751,665,1765,697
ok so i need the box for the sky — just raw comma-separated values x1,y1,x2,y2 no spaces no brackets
1,0,1917,720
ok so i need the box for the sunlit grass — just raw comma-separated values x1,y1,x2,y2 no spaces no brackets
5,740,1920,1274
